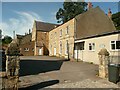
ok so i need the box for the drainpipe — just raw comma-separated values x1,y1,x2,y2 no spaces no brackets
68,43,69,60
74,18,78,62
77,43,78,62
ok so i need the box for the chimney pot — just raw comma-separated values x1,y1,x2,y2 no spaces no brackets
108,8,112,19
88,2,93,10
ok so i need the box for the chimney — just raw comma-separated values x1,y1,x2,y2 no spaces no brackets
87,2,93,10
13,31,15,39
108,8,112,19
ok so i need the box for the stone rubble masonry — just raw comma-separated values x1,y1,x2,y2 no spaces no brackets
98,48,110,78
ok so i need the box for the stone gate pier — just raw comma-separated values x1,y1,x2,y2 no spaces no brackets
2,40,20,90
98,48,110,78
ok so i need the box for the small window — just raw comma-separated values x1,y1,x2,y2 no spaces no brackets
51,34,52,39
66,26,69,34
111,41,115,50
24,48,29,51
65,40,69,54
60,29,62,37
60,41,62,54
116,41,120,49
80,42,85,50
55,32,57,37
32,48,34,52
89,43,95,51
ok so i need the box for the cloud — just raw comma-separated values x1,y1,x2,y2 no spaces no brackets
0,11,42,38
50,11,57,23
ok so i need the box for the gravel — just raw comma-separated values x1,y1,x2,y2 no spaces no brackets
47,79,119,88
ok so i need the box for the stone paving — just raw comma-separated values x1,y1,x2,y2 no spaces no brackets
18,56,120,89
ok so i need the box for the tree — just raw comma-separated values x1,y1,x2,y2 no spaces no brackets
56,0,87,23
2,36,12,44
112,12,120,30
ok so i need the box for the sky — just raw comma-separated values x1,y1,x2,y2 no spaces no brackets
0,0,120,38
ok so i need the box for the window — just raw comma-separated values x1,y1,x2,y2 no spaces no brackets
50,45,52,54
65,40,69,54
55,32,57,37
111,41,120,50
89,43,95,51
60,29,62,37
24,48,29,51
80,42,85,50
32,48,34,52
116,41,120,49
60,41,62,54
66,26,69,34
51,34,52,39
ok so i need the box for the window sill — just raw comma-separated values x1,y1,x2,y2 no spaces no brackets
88,50,95,52
110,49,120,52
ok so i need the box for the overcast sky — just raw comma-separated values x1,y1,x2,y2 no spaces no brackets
0,0,120,38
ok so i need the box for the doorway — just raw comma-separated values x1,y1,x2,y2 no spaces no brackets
54,48,56,56
39,48,42,55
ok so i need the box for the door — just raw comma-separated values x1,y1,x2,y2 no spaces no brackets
39,48,42,55
54,48,56,56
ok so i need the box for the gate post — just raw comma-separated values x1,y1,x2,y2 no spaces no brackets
3,40,20,90
98,48,110,78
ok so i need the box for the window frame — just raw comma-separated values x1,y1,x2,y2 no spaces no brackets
24,48,29,52
110,40,120,51
66,26,69,35
60,29,62,37
65,40,69,55
60,41,62,54
88,43,95,51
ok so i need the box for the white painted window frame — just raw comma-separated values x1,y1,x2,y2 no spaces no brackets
65,40,69,55
110,40,120,51
24,48,29,51
88,43,95,51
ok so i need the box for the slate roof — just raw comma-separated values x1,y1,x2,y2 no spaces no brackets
75,30,120,41
16,34,24,39
16,33,32,45
75,6,116,40
35,21,59,32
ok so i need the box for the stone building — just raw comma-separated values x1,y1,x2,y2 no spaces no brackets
48,6,120,64
49,19,75,59
74,7,120,64
16,33,34,56
32,20,58,56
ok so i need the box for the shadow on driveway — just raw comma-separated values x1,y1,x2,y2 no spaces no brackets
19,59,64,77
19,79,59,90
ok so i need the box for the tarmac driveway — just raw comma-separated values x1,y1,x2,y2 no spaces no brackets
19,56,119,89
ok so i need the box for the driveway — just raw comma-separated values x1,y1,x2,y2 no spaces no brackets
19,56,119,89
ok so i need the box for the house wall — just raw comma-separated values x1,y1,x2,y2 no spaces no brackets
49,18,75,59
32,21,49,56
35,31,49,55
74,33,120,64
20,41,34,56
